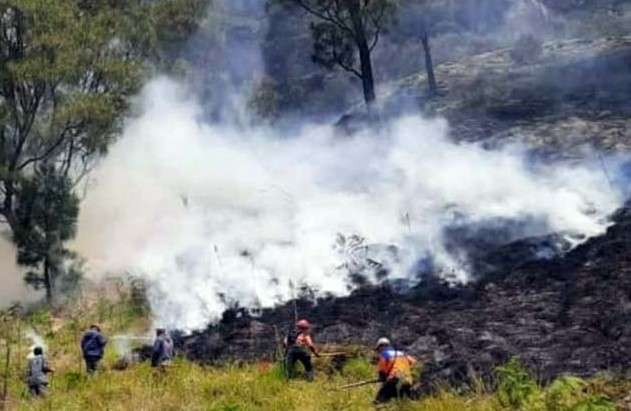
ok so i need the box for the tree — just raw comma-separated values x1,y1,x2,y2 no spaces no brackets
13,166,79,304
279,0,396,107
394,1,439,96
0,0,208,301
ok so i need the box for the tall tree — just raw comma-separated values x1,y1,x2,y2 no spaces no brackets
394,1,439,96
280,0,395,107
13,166,79,304
0,0,209,301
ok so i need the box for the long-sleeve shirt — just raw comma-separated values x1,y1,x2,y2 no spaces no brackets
26,355,52,386
151,335,174,367
81,330,108,358
377,348,417,384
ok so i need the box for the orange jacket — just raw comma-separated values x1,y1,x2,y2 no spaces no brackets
377,349,417,383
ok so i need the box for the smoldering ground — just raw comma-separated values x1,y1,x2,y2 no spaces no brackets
73,78,624,331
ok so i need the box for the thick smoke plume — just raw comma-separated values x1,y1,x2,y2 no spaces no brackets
75,78,623,331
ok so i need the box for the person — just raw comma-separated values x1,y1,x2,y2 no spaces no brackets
81,324,108,374
284,319,319,381
374,337,417,404
26,347,53,397
151,328,174,368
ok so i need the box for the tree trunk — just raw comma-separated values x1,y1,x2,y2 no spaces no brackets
44,256,53,304
421,31,438,96
357,42,376,105
1,333,10,411
348,1,376,106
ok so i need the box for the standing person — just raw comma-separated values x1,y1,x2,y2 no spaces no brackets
284,319,319,381
374,337,417,404
151,328,174,368
25,347,53,397
81,324,108,374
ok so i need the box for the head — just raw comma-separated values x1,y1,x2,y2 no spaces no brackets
90,324,101,332
156,328,166,337
375,337,391,353
296,319,311,333
33,346,43,356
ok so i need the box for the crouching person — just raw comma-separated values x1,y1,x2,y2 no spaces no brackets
26,347,53,397
151,328,174,369
81,324,108,374
374,338,417,405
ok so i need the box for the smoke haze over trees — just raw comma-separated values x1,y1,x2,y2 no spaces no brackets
0,0,630,337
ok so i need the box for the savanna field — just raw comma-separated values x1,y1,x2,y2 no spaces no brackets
0,292,628,411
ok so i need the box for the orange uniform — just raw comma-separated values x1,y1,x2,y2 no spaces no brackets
377,349,417,384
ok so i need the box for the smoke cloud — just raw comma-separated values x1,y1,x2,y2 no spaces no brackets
74,78,623,331
0,238,38,308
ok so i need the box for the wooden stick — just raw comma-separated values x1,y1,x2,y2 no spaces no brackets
338,379,380,390
317,352,348,357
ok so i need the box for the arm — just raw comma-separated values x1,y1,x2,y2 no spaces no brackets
42,359,54,374
151,340,164,366
306,336,319,357
377,357,388,382
99,334,108,348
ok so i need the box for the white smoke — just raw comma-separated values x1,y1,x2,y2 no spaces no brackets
73,78,623,331
25,328,47,358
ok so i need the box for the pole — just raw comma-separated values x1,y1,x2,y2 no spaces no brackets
338,379,380,390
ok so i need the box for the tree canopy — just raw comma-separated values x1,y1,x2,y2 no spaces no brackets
0,0,209,302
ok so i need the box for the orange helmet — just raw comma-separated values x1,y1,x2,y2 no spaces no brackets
296,319,311,330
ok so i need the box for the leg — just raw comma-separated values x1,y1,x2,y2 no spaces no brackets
85,357,98,374
286,349,298,379
399,382,412,400
374,380,398,404
297,351,314,381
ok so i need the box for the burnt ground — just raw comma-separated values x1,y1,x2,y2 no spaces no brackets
179,201,631,389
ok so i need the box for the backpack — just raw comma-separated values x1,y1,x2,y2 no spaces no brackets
285,328,299,348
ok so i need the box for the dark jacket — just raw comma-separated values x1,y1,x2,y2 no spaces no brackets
151,335,174,367
81,330,108,358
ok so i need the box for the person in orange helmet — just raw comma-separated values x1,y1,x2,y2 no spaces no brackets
374,337,417,404
284,319,320,381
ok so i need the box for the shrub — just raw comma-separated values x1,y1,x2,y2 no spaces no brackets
495,358,541,409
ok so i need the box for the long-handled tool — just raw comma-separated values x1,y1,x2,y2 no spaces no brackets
317,352,348,357
338,379,380,390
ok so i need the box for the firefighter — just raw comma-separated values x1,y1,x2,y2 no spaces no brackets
284,319,319,381
374,337,417,404
151,328,174,368
26,347,53,397
81,324,108,374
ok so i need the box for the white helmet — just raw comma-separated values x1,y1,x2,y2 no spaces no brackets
375,337,391,349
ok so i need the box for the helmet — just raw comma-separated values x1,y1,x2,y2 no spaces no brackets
375,337,391,349
296,319,311,329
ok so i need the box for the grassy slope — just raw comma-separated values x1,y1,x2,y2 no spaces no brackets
0,296,625,411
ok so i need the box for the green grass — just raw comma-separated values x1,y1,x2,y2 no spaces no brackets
0,297,625,410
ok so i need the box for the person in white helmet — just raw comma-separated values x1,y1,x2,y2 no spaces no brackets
374,337,417,404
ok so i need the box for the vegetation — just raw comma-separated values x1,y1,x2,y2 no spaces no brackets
0,0,207,301
278,0,396,106
0,295,623,411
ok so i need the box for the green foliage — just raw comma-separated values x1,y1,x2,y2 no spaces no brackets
543,376,614,411
341,358,374,381
496,358,541,409
13,166,80,301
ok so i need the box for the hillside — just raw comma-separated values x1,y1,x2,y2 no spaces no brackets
180,201,631,391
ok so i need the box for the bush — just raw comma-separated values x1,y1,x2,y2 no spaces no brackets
510,34,543,65
496,358,541,409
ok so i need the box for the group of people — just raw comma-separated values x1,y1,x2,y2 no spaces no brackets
284,319,417,405
26,325,174,397
26,319,415,405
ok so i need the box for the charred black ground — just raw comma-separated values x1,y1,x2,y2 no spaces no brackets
178,201,631,389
